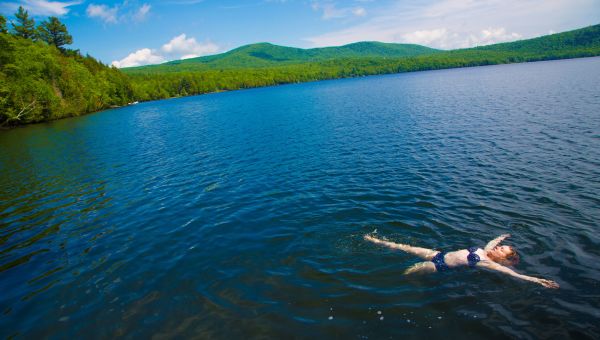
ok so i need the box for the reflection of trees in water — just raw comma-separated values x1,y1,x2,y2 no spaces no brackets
0,121,114,309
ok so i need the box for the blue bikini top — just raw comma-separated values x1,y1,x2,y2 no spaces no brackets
467,247,481,267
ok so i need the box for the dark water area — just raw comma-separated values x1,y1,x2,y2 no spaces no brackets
1,57,600,339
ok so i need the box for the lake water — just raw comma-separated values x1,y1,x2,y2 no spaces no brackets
1,57,600,339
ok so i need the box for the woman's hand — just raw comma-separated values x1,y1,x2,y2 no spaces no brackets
537,278,560,289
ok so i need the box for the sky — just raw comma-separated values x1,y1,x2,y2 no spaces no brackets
1,0,599,68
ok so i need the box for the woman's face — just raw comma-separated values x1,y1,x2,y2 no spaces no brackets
488,245,517,265
493,245,512,257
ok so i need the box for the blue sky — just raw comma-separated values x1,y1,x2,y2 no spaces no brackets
2,0,599,67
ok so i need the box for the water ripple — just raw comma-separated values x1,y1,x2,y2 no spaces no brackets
1,57,600,338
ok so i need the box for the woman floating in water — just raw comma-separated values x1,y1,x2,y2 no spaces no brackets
364,233,559,289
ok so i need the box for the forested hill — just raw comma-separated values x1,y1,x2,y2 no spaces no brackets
0,34,134,126
477,24,600,52
1,17,599,127
0,9,134,127
128,42,440,72
125,24,600,101
127,24,600,74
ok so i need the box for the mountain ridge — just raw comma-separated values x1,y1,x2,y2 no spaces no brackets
123,23,600,101
3,23,598,126
124,24,600,74
126,41,440,71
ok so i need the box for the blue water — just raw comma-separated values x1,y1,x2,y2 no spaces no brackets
1,57,600,339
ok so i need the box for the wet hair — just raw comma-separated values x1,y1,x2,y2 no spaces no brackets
490,246,520,266
503,246,520,266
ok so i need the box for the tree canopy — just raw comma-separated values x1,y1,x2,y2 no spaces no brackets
0,33,134,127
0,14,8,34
37,16,72,50
11,6,35,39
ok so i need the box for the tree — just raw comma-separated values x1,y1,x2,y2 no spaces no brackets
0,14,8,34
0,31,13,65
12,6,36,39
38,16,72,50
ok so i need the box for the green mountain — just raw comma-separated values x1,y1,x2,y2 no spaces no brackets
2,22,599,127
126,41,440,72
127,24,600,75
124,24,600,101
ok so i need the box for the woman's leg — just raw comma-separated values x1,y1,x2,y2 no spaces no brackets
404,261,437,275
364,235,439,260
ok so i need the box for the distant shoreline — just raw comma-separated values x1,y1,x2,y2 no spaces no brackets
3,55,600,130
3,23,599,128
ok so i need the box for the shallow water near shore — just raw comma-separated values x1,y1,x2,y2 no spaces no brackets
1,57,600,339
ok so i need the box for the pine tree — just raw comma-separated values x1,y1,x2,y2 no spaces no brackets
0,14,8,34
12,6,36,39
38,17,73,50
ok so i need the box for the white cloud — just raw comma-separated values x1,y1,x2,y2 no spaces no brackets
161,34,220,59
86,3,118,23
352,7,367,17
111,48,165,68
305,0,600,49
133,3,151,22
311,1,368,20
86,2,153,24
401,28,452,48
0,0,81,16
165,0,205,4
111,34,221,68
474,27,522,46
401,27,522,49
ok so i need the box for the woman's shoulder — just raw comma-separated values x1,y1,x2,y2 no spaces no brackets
475,248,491,261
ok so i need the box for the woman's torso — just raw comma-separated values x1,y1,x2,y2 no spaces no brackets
442,248,488,267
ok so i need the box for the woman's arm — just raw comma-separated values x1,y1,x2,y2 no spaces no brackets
478,260,559,288
484,234,511,252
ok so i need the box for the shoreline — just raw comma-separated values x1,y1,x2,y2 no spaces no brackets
3,54,600,130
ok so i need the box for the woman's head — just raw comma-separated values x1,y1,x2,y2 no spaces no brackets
487,245,519,266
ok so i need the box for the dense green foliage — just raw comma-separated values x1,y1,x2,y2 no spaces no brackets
125,24,600,101
1,19,599,127
1,9,135,127
0,33,133,126
478,26,600,52
0,15,7,34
